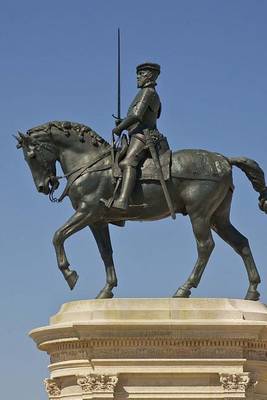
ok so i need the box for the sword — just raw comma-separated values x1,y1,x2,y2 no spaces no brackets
144,129,176,220
116,27,121,123
105,28,122,202
112,28,121,126
111,28,121,184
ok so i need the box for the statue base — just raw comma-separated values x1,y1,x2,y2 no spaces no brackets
30,298,267,399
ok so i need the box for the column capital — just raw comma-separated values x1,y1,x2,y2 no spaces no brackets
77,374,118,393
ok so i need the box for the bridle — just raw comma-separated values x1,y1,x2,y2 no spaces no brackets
31,139,111,203
27,141,60,202
19,124,112,203
52,148,111,202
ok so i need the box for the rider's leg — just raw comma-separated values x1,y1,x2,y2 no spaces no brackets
113,166,136,209
112,135,146,210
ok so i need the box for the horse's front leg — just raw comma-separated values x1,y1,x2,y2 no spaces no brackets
90,223,117,299
53,204,89,290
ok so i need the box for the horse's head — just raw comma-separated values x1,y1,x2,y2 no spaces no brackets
16,121,111,200
15,131,59,196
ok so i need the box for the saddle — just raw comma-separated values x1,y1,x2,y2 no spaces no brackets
113,133,171,181
139,150,171,180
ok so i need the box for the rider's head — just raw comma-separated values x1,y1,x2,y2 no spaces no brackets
136,62,160,88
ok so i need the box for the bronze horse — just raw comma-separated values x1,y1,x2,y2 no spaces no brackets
16,121,267,300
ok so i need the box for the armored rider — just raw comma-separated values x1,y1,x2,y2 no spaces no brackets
105,62,162,210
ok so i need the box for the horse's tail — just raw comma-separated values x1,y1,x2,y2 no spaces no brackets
228,156,267,213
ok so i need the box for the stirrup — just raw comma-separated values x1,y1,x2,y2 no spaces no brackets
100,197,114,208
100,177,122,208
100,197,127,210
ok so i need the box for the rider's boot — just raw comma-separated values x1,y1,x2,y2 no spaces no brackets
112,166,136,210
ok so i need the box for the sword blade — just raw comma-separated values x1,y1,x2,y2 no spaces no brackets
117,28,121,120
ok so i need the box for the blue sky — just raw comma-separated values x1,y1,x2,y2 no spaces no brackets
1,1,267,399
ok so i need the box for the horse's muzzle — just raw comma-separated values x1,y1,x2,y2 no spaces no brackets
38,184,49,195
38,185,44,193
37,177,51,195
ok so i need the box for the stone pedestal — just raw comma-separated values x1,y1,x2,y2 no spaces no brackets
30,298,267,399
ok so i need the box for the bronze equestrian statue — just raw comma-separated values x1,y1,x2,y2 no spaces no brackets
15,61,267,301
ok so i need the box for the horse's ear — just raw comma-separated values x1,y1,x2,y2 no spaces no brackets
20,131,32,145
13,132,24,149
13,131,32,149
18,131,26,140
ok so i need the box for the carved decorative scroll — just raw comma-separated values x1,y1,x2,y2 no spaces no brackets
220,373,257,392
44,378,61,397
77,374,118,393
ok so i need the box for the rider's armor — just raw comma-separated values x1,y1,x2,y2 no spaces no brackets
109,62,162,210
126,86,161,136
120,85,161,168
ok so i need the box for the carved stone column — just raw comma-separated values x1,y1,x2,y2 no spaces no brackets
30,298,267,399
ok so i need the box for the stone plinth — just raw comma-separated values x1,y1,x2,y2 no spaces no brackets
30,298,267,399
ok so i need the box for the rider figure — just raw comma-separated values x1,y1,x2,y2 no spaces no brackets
108,62,161,210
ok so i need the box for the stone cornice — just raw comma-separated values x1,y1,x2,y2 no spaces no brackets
31,322,267,348
47,337,267,363
49,337,267,349
30,298,267,348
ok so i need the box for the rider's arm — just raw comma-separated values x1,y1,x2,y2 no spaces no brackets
132,88,154,119
115,115,140,132
113,88,154,135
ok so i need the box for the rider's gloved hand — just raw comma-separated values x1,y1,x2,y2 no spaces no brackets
112,126,122,136
50,176,60,190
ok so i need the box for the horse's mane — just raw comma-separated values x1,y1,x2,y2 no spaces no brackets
27,121,110,148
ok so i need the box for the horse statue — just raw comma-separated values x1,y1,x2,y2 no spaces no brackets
15,120,267,300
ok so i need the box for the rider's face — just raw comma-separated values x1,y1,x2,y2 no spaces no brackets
137,70,151,88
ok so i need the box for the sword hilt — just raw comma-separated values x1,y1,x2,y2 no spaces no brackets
112,114,122,127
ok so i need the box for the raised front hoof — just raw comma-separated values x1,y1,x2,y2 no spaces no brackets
173,287,191,298
96,288,114,299
245,289,260,301
66,270,79,290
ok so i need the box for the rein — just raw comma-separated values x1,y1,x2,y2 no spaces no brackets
49,149,111,203
33,143,60,203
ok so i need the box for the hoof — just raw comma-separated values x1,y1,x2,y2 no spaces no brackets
66,270,79,290
96,289,114,299
173,287,191,298
245,289,260,301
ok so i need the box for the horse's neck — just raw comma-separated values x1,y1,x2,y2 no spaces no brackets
58,146,108,175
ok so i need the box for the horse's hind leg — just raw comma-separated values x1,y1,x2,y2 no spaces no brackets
89,223,117,299
211,191,261,301
173,215,215,298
